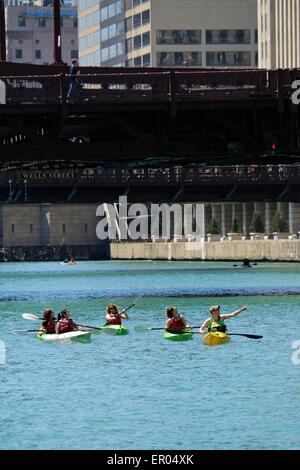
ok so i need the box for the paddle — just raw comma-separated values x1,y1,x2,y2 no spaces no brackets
13,329,40,334
134,326,262,339
134,325,201,333
22,313,116,335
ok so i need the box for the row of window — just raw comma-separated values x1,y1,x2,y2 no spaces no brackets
126,32,150,52
100,1,124,22
157,29,257,45
80,10,150,51
100,20,125,42
18,16,77,28
10,224,89,234
78,10,100,31
129,0,149,7
78,0,100,11
125,53,150,67
101,41,125,62
14,48,78,60
157,51,252,67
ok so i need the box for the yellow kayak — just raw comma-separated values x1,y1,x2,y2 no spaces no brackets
203,331,230,346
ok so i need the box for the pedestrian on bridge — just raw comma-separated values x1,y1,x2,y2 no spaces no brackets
67,59,82,102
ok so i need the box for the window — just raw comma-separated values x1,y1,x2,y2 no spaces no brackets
157,51,202,67
133,0,140,5
133,13,141,28
157,30,201,45
15,49,23,59
142,9,149,25
134,35,141,50
60,18,64,27
38,17,46,27
85,224,88,233
73,18,78,28
206,51,251,67
35,39,40,45
11,224,15,234
30,224,33,234
143,53,150,66
71,50,78,59
134,56,141,66
206,29,251,44
142,31,150,46
35,50,41,60
62,224,66,234
18,16,26,27
126,17,132,32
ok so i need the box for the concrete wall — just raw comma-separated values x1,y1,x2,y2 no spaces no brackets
110,240,300,261
1,203,101,247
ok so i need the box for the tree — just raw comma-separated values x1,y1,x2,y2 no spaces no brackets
231,217,239,233
271,209,289,232
207,218,220,234
249,211,265,233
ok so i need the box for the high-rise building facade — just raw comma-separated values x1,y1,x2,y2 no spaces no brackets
78,0,258,67
258,0,300,69
5,3,78,64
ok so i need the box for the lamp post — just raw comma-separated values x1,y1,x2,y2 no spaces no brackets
24,179,28,202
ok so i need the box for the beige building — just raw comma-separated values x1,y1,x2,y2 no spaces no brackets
79,0,258,67
258,0,300,69
5,3,78,64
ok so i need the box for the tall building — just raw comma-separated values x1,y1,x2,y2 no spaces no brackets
5,3,78,64
78,0,258,68
258,0,300,69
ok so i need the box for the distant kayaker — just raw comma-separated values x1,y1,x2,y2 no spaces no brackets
56,309,77,334
166,306,188,331
105,303,128,325
199,304,248,334
38,308,56,336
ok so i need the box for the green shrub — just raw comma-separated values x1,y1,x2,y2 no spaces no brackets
271,209,289,232
249,211,265,233
207,218,220,234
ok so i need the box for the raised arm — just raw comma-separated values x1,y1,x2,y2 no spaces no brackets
199,318,210,334
222,305,248,320
120,311,128,320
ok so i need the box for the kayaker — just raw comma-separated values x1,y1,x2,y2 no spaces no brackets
166,306,188,332
199,304,248,334
56,309,77,334
105,303,128,325
38,308,56,336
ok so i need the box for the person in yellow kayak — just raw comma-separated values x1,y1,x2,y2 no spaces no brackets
199,304,248,334
166,306,189,331
105,303,128,325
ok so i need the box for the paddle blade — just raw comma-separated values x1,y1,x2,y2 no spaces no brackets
23,313,40,321
229,333,263,339
13,329,38,334
134,325,150,333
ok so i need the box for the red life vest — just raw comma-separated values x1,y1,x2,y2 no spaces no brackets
58,318,75,333
168,315,186,330
46,319,56,334
107,314,121,325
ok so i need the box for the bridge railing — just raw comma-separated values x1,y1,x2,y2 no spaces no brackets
1,74,62,104
173,70,269,100
0,69,285,105
1,165,300,186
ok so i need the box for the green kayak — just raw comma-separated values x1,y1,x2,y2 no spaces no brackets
164,328,193,341
101,324,129,336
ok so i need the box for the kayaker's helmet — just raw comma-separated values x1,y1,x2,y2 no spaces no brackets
210,305,220,314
